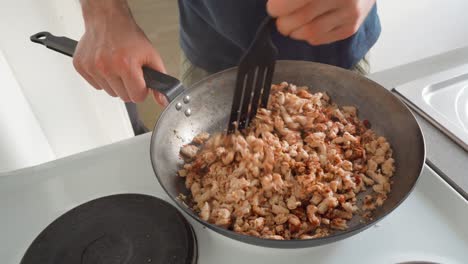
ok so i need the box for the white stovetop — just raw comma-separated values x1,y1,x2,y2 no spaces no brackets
394,63,468,151
1,133,467,264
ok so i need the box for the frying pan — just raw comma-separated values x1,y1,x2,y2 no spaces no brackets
31,32,426,248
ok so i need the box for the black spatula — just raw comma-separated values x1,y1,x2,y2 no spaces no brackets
227,16,278,133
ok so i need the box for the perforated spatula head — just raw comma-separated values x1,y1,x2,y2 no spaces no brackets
227,16,278,133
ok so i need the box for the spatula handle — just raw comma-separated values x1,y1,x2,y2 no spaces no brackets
30,31,183,102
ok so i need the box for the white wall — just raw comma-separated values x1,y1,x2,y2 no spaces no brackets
371,0,468,73
0,0,134,173
0,50,55,173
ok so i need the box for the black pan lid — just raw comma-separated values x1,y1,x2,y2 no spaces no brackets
21,193,197,264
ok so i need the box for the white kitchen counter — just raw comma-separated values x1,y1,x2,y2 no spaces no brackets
2,47,468,264
1,132,468,264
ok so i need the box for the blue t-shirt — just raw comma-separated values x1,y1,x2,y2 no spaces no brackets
178,0,381,73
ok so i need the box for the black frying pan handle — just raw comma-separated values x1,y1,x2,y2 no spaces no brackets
30,31,183,102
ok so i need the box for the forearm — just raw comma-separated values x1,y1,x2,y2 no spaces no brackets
79,0,134,29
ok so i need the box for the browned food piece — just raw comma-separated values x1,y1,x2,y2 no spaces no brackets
179,82,395,240
192,132,210,145
180,145,199,159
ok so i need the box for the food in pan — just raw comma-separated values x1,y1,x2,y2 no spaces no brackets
178,82,395,240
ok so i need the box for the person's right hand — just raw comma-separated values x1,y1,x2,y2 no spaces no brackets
74,0,168,106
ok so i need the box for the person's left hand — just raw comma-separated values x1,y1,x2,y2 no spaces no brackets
267,0,376,45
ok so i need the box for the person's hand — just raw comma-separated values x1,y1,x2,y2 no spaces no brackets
74,0,168,106
267,0,376,45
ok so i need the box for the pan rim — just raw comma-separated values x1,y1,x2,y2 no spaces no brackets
150,60,426,247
